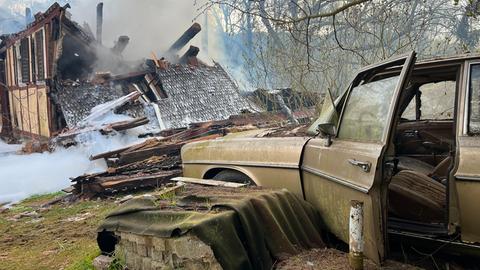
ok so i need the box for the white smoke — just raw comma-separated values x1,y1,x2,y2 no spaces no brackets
67,0,208,60
0,98,152,206
0,125,150,205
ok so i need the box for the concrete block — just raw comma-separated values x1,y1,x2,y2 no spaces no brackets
137,243,150,257
162,252,174,268
142,257,153,270
172,236,214,259
151,260,173,270
152,237,166,251
92,255,113,270
125,253,135,269
151,247,164,261
135,254,144,270
172,254,185,268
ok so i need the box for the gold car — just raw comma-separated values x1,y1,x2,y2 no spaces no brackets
181,52,480,263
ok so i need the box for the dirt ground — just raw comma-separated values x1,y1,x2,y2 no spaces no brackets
0,192,117,270
0,187,440,270
276,248,422,270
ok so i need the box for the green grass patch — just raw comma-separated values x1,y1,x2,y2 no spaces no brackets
66,246,100,270
20,191,66,205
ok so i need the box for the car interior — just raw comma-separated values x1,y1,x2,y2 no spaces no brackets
387,64,460,232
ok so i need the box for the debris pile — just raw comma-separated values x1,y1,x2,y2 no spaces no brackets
71,114,309,197
0,2,254,143
0,2,317,199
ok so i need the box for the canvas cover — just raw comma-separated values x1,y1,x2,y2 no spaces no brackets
98,188,325,270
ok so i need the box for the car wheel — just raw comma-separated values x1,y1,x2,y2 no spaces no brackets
212,170,255,185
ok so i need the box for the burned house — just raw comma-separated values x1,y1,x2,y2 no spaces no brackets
0,3,97,139
0,2,252,141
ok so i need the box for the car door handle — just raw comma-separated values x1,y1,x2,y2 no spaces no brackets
347,159,371,173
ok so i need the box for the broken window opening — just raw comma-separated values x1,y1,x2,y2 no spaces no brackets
31,36,37,83
20,38,30,83
35,30,45,81
13,46,19,85
56,35,96,81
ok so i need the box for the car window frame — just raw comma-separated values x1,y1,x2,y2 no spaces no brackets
401,81,457,121
465,61,480,136
335,52,416,144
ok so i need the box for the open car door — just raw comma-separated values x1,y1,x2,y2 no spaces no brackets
302,52,416,263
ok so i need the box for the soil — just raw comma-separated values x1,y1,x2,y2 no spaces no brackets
275,248,421,270
0,192,117,270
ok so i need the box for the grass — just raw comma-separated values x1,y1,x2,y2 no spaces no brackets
0,192,118,270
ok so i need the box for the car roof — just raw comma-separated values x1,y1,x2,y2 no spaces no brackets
416,53,480,66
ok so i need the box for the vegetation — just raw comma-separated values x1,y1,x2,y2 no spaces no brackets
0,192,117,270
202,0,480,96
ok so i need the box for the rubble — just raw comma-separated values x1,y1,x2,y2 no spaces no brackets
71,113,310,197
0,2,317,201
0,2,254,143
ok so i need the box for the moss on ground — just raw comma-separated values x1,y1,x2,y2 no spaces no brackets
0,192,117,270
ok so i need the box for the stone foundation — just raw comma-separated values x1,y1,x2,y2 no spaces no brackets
115,232,222,270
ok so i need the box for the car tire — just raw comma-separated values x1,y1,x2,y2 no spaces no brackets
212,170,255,185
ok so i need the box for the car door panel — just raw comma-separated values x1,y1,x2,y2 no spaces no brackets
455,61,480,243
301,52,416,263
302,139,384,262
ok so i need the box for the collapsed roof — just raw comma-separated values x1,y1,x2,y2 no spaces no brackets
0,2,255,140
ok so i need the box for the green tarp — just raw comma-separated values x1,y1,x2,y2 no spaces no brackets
98,188,325,270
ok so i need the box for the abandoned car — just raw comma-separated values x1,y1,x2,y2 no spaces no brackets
181,51,480,263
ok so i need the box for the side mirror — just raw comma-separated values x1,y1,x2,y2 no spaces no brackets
317,123,336,146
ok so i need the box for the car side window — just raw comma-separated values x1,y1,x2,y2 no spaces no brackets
469,64,480,134
402,81,456,120
337,75,400,142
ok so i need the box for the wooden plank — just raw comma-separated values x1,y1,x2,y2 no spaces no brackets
89,145,131,160
118,143,183,165
109,117,149,132
171,177,247,188
100,170,181,190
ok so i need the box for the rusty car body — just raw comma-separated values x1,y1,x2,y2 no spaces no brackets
181,52,480,263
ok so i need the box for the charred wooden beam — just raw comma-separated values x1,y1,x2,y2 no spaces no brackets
167,23,201,55
112,36,130,54
179,45,199,65
100,170,181,191
118,143,184,165
100,117,149,134
96,2,104,44
90,146,131,160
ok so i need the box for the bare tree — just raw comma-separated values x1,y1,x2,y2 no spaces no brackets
200,0,480,98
